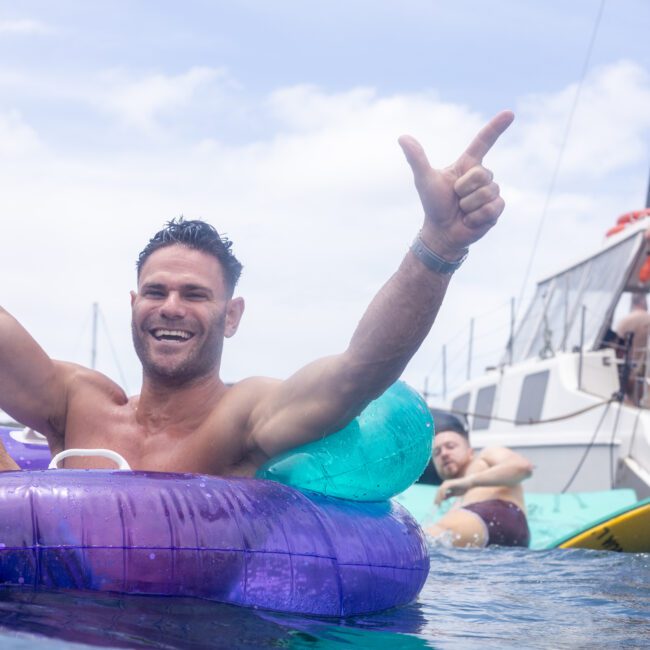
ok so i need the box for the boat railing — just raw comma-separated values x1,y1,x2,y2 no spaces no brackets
606,333,650,408
424,298,515,401
424,296,650,411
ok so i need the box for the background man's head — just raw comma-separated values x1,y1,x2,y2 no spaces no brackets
430,410,473,480
137,218,243,297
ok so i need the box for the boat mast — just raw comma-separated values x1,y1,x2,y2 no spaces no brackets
91,302,98,370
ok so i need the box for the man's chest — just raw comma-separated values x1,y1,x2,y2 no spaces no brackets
61,406,249,475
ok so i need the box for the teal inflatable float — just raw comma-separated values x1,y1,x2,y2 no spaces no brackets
256,381,434,501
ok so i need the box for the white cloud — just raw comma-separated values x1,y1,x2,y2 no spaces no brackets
508,60,650,186
0,60,648,401
0,110,42,156
0,19,51,35
97,67,227,132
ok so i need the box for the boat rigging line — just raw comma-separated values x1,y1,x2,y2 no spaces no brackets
559,400,611,494
448,394,617,427
97,306,130,394
515,0,606,319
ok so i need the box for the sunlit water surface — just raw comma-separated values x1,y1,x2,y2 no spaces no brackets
0,546,648,649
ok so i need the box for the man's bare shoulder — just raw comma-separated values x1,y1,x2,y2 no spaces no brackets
616,310,650,333
189,376,282,474
220,376,281,429
475,446,517,462
54,360,129,405
466,446,515,474
37,362,130,452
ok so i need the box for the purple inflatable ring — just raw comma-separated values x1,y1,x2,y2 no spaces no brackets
0,470,429,616
0,426,51,470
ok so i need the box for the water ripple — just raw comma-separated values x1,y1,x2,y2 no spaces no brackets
0,547,648,649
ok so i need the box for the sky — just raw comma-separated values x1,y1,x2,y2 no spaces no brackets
0,0,649,405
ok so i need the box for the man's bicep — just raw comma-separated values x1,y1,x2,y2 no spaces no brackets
0,310,69,435
248,354,373,459
1,363,69,437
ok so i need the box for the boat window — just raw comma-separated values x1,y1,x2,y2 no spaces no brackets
509,233,642,363
564,235,640,353
524,265,586,360
509,283,547,363
473,385,496,430
515,370,549,425
450,392,470,423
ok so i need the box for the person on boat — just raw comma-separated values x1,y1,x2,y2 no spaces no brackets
0,111,514,475
614,292,650,405
425,411,533,547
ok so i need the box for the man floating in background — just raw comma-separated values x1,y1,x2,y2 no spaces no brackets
426,411,533,547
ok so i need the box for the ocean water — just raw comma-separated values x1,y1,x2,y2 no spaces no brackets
0,546,648,649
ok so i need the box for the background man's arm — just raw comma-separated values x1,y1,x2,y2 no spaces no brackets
435,447,534,504
249,111,514,458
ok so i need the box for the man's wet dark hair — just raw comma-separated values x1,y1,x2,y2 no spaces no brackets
430,409,470,442
137,218,243,295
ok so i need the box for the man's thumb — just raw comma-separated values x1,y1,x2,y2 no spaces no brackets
398,135,431,179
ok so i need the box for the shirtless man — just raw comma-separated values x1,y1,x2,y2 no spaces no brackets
426,411,533,547
615,292,650,405
0,111,514,476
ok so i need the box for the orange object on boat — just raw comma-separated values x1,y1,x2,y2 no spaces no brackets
639,256,650,283
606,224,626,237
607,209,650,237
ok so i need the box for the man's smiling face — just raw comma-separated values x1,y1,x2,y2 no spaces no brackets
131,244,236,385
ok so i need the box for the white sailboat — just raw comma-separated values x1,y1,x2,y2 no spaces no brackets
443,208,650,497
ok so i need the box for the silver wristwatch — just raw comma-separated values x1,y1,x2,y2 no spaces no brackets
410,235,468,274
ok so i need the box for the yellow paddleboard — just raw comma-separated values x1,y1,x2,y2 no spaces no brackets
552,497,650,552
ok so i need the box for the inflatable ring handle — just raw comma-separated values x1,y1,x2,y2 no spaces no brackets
9,427,48,446
48,448,132,471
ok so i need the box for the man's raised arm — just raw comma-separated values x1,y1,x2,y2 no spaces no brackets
0,307,68,467
250,111,514,457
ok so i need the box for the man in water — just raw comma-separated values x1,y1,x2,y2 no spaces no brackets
426,411,533,547
0,111,514,475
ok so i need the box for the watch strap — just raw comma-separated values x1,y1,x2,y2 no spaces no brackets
410,235,468,274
